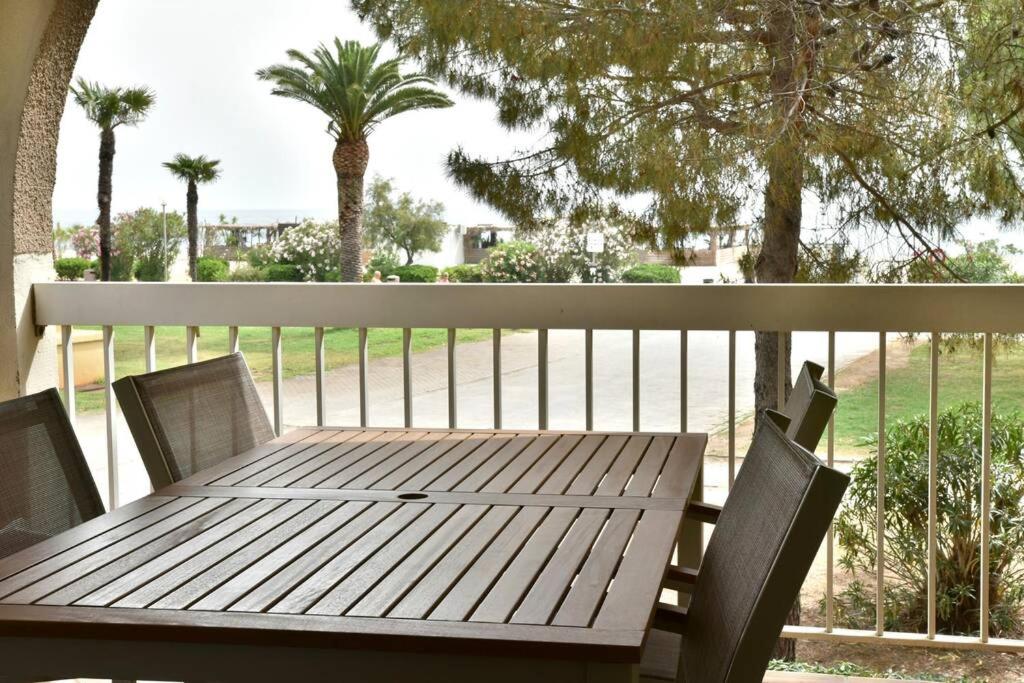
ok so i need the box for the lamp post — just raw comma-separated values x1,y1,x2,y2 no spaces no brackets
161,200,168,281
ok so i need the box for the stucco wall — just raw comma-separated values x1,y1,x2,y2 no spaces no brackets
0,0,98,398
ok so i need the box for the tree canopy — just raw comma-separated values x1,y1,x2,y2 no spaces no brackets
363,176,448,264
162,154,222,185
69,78,155,131
255,38,454,143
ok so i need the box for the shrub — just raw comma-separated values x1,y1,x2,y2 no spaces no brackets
247,244,275,270
53,257,91,281
621,264,680,283
134,259,165,282
526,221,635,283
480,241,542,282
265,263,304,282
271,220,341,282
443,264,482,283
833,402,1024,636
112,208,186,281
391,264,438,283
228,265,265,282
70,226,99,259
196,257,229,282
363,251,401,281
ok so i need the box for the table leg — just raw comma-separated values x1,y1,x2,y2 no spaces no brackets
676,462,704,606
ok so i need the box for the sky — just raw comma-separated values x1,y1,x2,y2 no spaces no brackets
53,0,527,227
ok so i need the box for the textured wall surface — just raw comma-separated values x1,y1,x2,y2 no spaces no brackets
1,0,98,398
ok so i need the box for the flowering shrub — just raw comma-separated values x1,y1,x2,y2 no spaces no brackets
480,240,542,282
525,221,634,283
71,226,100,259
271,220,341,282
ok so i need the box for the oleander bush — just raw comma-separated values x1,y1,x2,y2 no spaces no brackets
480,241,542,282
54,257,91,281
620,263,680,283
271,220,341,282
832,402,1024,636
228,265,265,282
196,257,229,282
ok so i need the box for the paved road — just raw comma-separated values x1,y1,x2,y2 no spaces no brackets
76,330,880,505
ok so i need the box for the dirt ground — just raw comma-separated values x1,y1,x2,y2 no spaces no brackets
707,341,1024,681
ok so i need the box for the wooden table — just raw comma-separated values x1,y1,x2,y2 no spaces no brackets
0,427,705,683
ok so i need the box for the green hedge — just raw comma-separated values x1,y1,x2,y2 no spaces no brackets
265,263,304,282
54,257,91,281
134,258,166,282
196,257,229,282
228,265,265,282
621,264,680,283
391,264,438,282
443,264,482,282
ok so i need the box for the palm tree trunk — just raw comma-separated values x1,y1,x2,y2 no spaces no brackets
97,127,115,281
333,138,369,282
187,180,199,281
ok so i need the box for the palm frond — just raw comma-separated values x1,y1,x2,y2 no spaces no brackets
257,39,453,141
163,153,222,184
70,77,155,129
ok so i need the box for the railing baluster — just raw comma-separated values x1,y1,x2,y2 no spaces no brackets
186,326,198,364
928,332,939,639
981,332,993,643
826,331,836,633
61,325,76,428
314,327,326,427
402,328,413,428
680,330,688,432
359,327,369,428
632,329,640,432
492,329,502,429
585,329,594,431
271,326,283,436
228,326,239,354
777,330,786,409
447,328,457,429
538,328,549,430
144,325,156,373
102,325,118,510
877,331,887,636
728,330,736,489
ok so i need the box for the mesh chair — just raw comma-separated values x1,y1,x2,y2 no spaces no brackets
782,361,837,452
114,353,274,489
641,410,849,683
0,389,104,561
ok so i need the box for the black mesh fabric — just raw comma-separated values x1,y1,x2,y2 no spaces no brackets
0,389,104,560
783,361,837,453
127,353,273,482
676,413,848,683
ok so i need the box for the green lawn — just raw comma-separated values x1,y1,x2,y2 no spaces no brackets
835,341,1024,449
72,326,495,413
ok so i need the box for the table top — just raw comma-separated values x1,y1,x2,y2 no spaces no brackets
0,427,705,663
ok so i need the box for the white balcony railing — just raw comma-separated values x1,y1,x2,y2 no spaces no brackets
32,282,1024,654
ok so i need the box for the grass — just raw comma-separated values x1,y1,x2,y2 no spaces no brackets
767,659,965,681
835,340,1024,449
72,326,495,413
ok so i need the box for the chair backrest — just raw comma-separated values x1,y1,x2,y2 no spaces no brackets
0,389,104,560
114,353,274,489
782,361,837,452
680,410,849,683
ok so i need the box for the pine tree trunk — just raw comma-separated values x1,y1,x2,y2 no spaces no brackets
187,180,199,281
96,128,115,281
334,138,369,282
759,6,806,660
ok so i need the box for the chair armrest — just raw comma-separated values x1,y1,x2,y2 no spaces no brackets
663,564,699,592
687,501,721,524
653,602,689,634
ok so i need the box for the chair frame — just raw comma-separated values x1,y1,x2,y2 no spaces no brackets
114,352,271,490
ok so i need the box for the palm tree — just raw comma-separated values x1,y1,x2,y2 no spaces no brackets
257,40,453,281
162,154,222,280
70,78,155,281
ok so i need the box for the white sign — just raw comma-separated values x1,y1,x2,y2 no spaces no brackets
585,231,605,254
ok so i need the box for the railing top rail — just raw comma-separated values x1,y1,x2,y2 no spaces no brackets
32,282,1024,333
